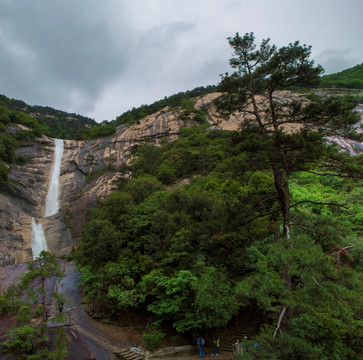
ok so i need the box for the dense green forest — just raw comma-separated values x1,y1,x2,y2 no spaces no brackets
0,94,97,139
319,63,363,89
72,130,363,358
71,33,363,359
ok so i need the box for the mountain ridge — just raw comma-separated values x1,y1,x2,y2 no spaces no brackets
320,62,363,89
0,94,97,139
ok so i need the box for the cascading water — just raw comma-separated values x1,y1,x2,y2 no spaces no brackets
31,217,48,259
44,139,64,217
31,139,64,259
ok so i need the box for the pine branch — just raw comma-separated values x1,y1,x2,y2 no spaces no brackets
290,219,326,239
306,170,362,179
333,244,355,265
335,244,355,255
242,195,279,218
290,200,349,210
242,207,281,225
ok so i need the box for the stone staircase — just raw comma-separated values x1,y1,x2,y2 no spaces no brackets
223,320,261,353
118,348,144,360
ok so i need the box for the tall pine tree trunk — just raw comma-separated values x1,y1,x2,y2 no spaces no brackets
271,162,293,329
271,163,290,238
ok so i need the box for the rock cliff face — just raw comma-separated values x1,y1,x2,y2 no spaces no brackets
0,92,362,266
0,136,76,265
1,136,51,265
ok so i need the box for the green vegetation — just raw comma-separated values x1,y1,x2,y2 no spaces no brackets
0,105,49,191
114,85,216,126
319,63,363,89
77,85,217,139
73,130,362,357
0,84,216,141
72,32,363,359
142,330,165,351
0,252,69,359
0,94,97,139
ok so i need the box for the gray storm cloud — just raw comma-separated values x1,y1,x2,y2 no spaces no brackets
0,0,362,122
315,49,359,75
0,0,129,114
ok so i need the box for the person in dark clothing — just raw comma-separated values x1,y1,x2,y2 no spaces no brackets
242,336,249,352
197,336,205,358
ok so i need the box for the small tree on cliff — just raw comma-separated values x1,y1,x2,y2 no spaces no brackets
19,251,65,322
218,32,361,329
2,252,69,359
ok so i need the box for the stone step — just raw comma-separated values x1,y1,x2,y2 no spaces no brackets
222,321,262,352
119,348,144,360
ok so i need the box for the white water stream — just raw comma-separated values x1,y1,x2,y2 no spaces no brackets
31,217,48,259
31,139,64,259
44,139,64,217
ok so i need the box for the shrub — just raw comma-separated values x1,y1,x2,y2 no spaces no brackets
142,330,164,351
0,162,9,183
2,324,37,356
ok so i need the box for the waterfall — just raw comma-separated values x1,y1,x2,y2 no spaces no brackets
31,217,48,259
31,139,64,260
44,139,64,217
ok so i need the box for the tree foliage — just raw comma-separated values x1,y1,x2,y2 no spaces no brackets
70,32,363,358
217,32,363,358
1,252,69,359
73,122,362,352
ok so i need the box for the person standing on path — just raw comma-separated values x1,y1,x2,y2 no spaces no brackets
197,336,205,358
242,336,249,352
211,337,220,356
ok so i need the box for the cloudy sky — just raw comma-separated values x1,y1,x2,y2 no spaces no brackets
1,0,362,122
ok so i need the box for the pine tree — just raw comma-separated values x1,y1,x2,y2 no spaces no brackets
218,32,362,329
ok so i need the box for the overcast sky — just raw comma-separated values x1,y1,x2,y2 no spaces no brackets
1,0,362,122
